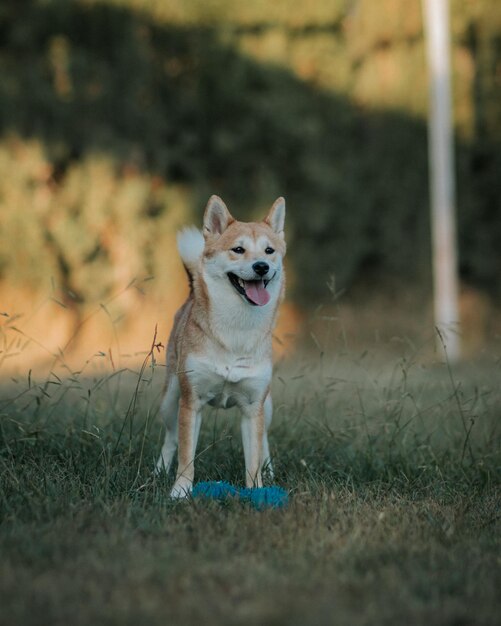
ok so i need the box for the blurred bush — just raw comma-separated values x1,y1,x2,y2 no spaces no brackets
0,0,500,314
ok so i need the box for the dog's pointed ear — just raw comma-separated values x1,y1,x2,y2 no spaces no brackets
264,197,285,238
203,195,234,238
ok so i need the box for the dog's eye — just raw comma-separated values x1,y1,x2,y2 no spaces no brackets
265,247,275,255
231,246,245,254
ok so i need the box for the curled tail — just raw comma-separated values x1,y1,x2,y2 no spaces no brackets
177,227,204,291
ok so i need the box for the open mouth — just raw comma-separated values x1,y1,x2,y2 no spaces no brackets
228,272,273,306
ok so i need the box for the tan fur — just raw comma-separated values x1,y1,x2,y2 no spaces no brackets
156,196,286,497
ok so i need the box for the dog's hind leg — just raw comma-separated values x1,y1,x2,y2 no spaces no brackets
155,375,180,475
171,393,202,498
262,393,274,480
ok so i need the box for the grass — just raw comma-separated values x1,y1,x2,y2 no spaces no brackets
0,347,500,626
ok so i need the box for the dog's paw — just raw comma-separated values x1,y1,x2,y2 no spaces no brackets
170,480,193,499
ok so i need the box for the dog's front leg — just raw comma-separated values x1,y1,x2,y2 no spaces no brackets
241,399,265,488
262,392,274,479
170,392,201,499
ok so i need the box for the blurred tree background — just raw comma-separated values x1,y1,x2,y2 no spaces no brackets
0,0,500,363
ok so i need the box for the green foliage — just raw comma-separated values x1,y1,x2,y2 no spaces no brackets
0,0,500,306
0,139,188,315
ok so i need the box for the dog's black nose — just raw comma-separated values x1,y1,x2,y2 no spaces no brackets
252,261,269,276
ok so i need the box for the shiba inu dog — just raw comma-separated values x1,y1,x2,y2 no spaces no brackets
156,195,286,498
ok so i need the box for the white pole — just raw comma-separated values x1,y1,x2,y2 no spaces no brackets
422,0,461,362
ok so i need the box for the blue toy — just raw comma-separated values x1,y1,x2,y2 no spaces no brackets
192,481,288,510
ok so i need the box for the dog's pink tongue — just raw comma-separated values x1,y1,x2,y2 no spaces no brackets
245,280,270,306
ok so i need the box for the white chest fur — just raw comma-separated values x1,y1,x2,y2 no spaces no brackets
185,350,272,409
203,270,278,350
